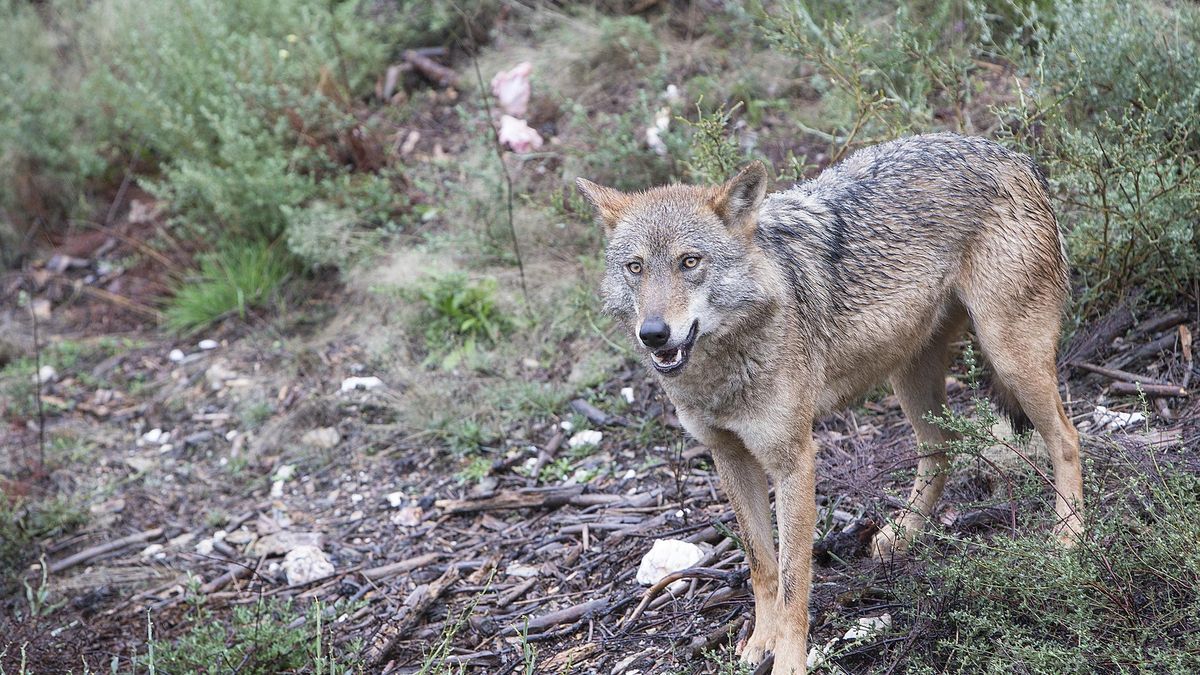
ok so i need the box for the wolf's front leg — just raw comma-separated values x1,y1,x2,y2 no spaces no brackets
708,432,780,666
769,438,818,675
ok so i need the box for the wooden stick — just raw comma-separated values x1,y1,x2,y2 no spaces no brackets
620,567,735,629
402,50,458,88
362,552,442,581
49,527,164,574
365,566,460,665
435,486,585,514
1110,382,1188,398
508,597,610,635
1104,333,1178,371
1131,310,1188,338
1073,362,1165,385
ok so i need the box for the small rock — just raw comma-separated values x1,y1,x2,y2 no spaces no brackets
281,545,334,585
250,531,325,557
301,427,340,449
622,469,637,481
505,563,540,579
140,428,167,445
31,298,52,320
167,532,196,548
385,491,405,508
390,505,422,527
125,456,155,473
559,420,575,432
270,480,285,498
195,539,215,556
34,365,57,384
198,339,219,350
340,376,383,392
1092,405,1146,431
224,528,255,545
273,464,296,482
205,362,239,390
568,430,603,449
168,349,185,363
140,544,164,558
350,493,363,504
620,387,635,404
843,613,892,641
349,510,364,521
636,539,705,585
157,443,174,454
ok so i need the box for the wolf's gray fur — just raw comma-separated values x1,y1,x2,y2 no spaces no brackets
578,132,1083,675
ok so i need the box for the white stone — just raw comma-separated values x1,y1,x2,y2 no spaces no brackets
390,506,422,527
505,563,539,579
141,428,167,445
620,387,635,404
140,544,164,558
282,545,334,585
350,493,363,504
198,339,219,350
568,430,603,449
349,510,364,521
1092,405,1147,431
157,443,173,454
195,539,215,556
273,464,296,482
301,427,340,448
270,480,285,498
635,539,705,586
169,349,186,363
843,614,892,641
622,469,637,480
559,420,574,432
385,491,405,508
34,365,57,384
340,376,384,392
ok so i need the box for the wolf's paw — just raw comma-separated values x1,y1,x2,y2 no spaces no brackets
738,627,776,666
870,522,915,561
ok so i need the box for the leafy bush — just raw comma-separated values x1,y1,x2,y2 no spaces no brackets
1002,0,1200,318
0,1,104,235
894,469,1200,673
145,599,358,674
413,273,512,369
165,242,295,333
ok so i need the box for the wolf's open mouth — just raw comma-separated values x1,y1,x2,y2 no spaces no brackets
650,320,699,375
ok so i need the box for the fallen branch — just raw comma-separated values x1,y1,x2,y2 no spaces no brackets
49,527,164,574
1109,382,1188,398
506,597,610,635
362,552,442,581
402,50,458,88
365,565,461,665
435,486,585,514
1073,362,1163,385
1131,310,1188,338
621,567,736,630
1104,333,1178,371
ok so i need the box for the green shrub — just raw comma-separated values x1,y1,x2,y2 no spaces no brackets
146,599,358,674
0,496,86,586
165,242,295,333
413,273,513,369
0,1,104,236
893,469,1200,673
1002,0,1200,318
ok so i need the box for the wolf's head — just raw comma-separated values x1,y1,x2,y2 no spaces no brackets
577,163,776,376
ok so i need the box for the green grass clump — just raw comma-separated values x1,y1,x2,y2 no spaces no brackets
412,273,513,370
0,496,86,587
165,242,294,333
145,599,358,674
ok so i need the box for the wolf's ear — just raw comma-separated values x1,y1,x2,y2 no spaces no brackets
711,161,768,235
576,178,630,232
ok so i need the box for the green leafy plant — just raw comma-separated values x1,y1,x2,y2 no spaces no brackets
413,273,513,370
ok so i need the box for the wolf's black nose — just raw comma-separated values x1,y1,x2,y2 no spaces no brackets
639,318,671,348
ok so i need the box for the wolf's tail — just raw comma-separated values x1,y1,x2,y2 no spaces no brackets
991,377,1034,435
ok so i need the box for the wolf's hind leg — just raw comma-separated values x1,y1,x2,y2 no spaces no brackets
706,430,780,665
873,312,965,560
971,307,1084,544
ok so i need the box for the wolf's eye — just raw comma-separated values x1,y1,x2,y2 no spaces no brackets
626,262,642,275
681,255,701,269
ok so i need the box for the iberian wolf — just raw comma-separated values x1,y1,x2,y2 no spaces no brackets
577,133,1083,674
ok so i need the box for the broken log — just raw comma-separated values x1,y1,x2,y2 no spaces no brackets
48,527,164,574
363,552,442,581
365,565,460,665
1109,382,1188,398
402,50,458,88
